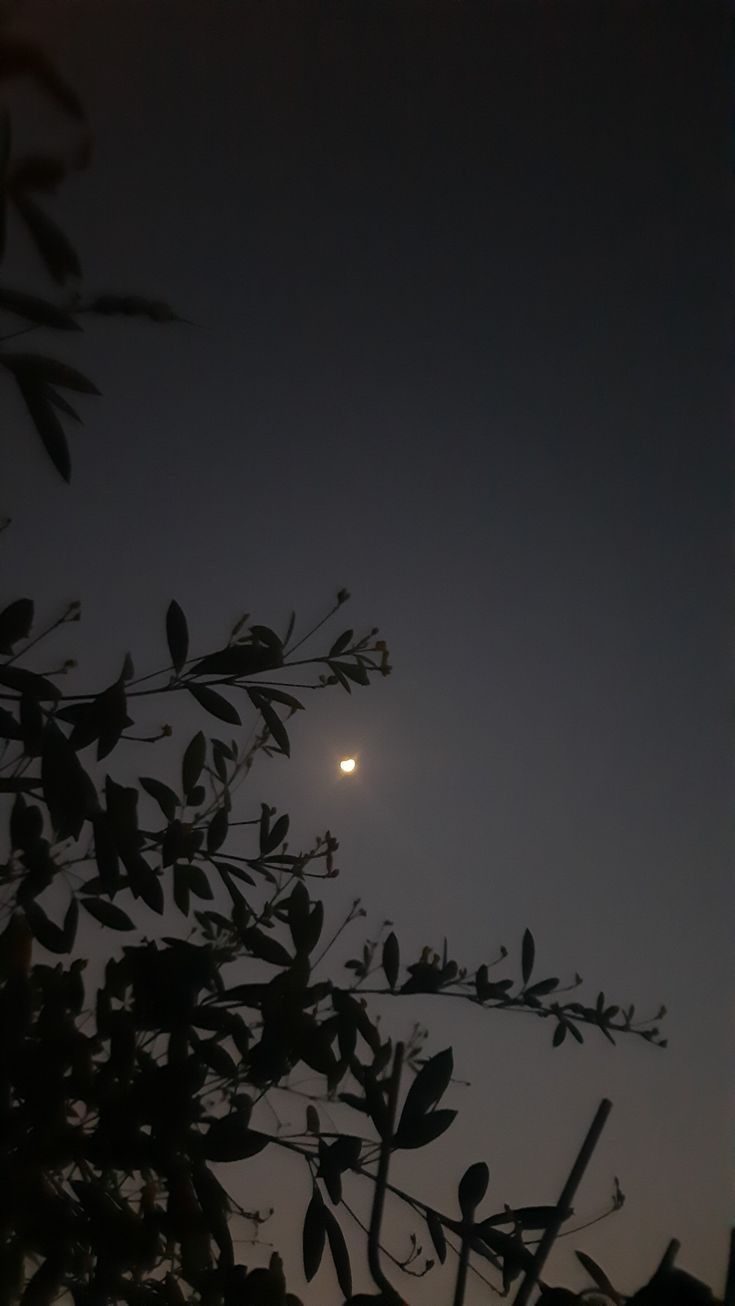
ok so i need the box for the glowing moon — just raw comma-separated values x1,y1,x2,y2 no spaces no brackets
339,758,356,774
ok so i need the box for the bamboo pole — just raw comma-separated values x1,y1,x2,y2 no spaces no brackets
513,1098,613,1306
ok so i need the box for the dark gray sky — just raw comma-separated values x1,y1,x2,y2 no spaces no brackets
4,0,732,1299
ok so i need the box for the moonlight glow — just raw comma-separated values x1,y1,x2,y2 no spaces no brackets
339,758,356,774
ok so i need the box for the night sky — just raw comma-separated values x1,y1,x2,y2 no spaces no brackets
4,0,732,1299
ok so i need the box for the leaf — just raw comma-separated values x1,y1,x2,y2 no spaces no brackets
184,864,214,900
1,353,99,393
261,811,289,856
81,897,134,930
42,719,97,838
382,931,399,989
575,1251,620,1301
140,776,179,822
248,690,290,755
242,927,292,968
92,814,119,891
552,1021,568,1047
182,731,206,796
256,686,304,712
0,597,33,652
306,1105,320,1134
207,806,229,854
508,1205,572,1231
25,900,67,953
0,37,86,118
89,293,183,321
0,665,59,699
323,1207,352,1298
191,644,277,678
203,1117,269,1162
394,1108,457,1150
188,683,241,725
0,287,80,329
328,629,354,657
166,600,189,674
12,192,81,282
521,928,535,985
459,1162,490,1218
46,386,81,423
398,1047,453,1129
17,371,72,477
426,1209,447,1264
0,706,22,739
525,977,558,998
302,1190,326,1282
173,864,190,915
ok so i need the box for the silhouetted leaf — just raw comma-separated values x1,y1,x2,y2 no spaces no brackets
508,1205,571,1231
46,385,81,423
328,629,353,657
1,353,98,393
459,1161,489,1218
207,806,229,854
0,665,59,699
166,600,188,673
323,1207,352,1298
42,719,97,837
521,928,535,985
140,776,179,821
398,1047,453,1131
89,293,183,321
0,597,33,651
81,897,134,930
12,192,81,282
261,811,289,856
248,690,290,755
393,1108,457,1150
242,927,292,968
188,683,241,725
525,977,559,998
25,899,69,953
382,931,399,989
92,814,119,891
426,1209,447,1264
302,1190,326,1282
20,693,43,755
11,371,70,479
0,706,22,739
173,863,190,915
182,731,206,795
191,644,276,678
127,853,164,914
0,287,80,329
575,1250,620,1301
553,1021,568,1047
203,1116,269,1162
0,37,86,118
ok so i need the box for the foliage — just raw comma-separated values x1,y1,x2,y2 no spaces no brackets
1,17,710,1306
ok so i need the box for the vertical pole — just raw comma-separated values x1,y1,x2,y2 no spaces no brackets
513,1098,613,1306
367,1041,405,1306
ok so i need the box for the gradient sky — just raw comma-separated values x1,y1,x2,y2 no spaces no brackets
4,1,732,1301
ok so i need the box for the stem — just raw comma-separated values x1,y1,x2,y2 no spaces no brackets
367,1042,405,1305
453,1233,471,1306
513,1098,612,1306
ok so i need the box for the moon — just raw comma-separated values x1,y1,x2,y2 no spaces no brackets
339,757,356,774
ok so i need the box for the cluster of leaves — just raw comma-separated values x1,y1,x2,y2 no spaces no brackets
0,22,184,484
0,591,666,1305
